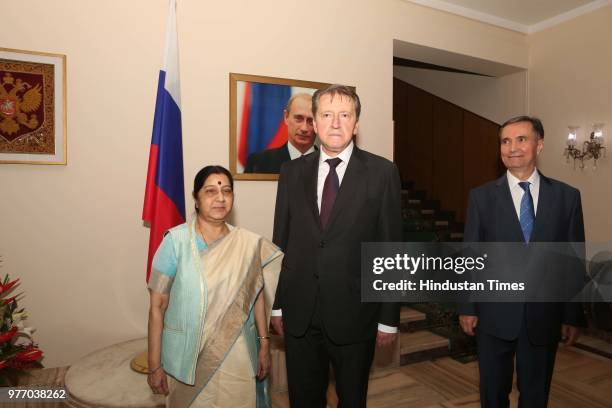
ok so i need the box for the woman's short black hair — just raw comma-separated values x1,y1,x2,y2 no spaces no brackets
192,165,234,212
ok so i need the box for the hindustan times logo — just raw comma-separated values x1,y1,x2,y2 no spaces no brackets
372,253,487,275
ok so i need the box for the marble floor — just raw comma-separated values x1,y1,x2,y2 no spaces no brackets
272,345,612,408
5,342,611,407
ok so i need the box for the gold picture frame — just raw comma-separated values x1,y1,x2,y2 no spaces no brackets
229,73,331,181
0,47,67,165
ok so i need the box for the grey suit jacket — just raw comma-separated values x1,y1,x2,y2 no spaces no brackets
272,147,402,344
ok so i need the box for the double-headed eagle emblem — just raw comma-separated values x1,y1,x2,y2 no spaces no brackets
0,72,42,137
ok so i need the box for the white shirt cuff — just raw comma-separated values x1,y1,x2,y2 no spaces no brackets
271,309,282,317
377,323,398,333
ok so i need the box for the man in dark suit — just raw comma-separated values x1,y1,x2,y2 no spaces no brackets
244,93,316,173
458,116,586,408
270,85,402,407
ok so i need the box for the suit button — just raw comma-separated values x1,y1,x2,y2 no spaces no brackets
319,241,326,248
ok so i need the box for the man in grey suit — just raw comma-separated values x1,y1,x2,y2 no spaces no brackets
458,116,586,408
270,85,402,407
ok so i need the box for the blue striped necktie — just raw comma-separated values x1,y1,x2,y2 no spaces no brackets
518,181,535,243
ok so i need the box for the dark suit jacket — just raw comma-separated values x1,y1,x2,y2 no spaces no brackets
244,144,291,174
272,147,402,344
457,172,586,345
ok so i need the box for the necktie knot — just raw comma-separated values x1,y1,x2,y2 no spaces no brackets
518,181,530,192
326,158,342,169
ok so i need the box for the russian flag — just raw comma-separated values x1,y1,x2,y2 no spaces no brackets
142,0,185,282
237,83,291,168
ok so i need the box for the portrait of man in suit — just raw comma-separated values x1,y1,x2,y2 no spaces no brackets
270,84,402,407
244,93,316,173
457,116,586,408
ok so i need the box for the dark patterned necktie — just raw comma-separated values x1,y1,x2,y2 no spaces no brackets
519,181,535,242
320,158,342,229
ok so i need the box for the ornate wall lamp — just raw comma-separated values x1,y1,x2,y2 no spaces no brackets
564,123,606,169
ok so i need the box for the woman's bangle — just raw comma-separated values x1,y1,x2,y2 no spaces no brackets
257,335,270,340
148,366,162,375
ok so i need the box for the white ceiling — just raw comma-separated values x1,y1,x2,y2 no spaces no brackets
405,0,612,33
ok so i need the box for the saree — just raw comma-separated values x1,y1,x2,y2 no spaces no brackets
148,221,282,407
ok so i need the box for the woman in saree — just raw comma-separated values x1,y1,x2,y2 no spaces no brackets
146,165,282,407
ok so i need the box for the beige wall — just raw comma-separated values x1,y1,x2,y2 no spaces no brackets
0,0,529,366
393,66,528,124
529,4,612,242
389,1,529,69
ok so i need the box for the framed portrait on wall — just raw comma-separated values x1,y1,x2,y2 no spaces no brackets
0,48,67,165
229,73,332,181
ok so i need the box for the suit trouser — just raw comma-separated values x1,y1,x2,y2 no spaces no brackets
477,317,558,408
284,293,376,408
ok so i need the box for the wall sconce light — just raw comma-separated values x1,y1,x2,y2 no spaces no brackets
564,123,606,169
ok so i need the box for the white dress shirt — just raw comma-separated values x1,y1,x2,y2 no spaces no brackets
273,141,397,334
316,142,353,210
287,140,316,160
506,169,540,219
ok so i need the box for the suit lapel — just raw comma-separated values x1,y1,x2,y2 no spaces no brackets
324,147,367,232
530,173,552,242
301,151,321,229
280,143,290,162
495,174,524,242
